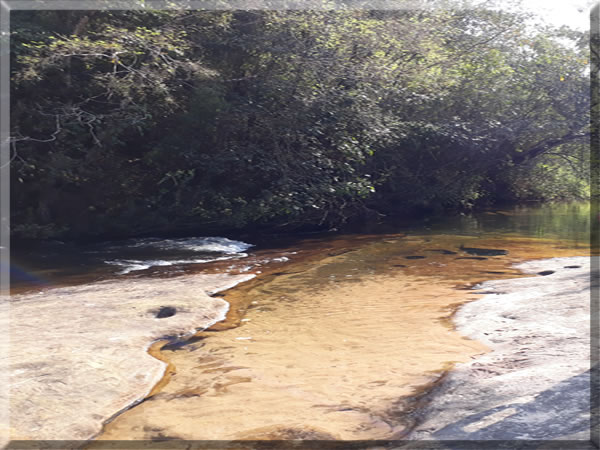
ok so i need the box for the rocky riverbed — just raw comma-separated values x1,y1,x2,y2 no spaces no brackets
408,256,596,444
2,249,593,447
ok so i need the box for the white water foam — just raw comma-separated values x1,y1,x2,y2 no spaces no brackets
104,237,253,274
270,256,289,263
105,254,249,275
126,237,253,253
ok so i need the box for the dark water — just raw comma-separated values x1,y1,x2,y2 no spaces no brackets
9,202,591,293
355,202,591,241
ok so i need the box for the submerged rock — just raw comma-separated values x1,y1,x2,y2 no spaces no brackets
459,246,508,256
426,249,458,255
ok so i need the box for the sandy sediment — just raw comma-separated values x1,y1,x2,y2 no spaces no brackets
2,273,254,443
96,246,495,442
408,256,594,442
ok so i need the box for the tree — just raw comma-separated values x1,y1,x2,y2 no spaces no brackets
9,6,590,239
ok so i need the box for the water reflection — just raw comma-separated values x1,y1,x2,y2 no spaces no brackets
423,202,590,243
11,202,591,294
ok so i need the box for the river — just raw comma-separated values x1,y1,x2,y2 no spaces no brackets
8,201,592,443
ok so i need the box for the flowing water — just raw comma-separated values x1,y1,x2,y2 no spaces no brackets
10,202,592,441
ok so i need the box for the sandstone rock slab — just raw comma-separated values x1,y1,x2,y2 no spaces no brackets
408,256,594,442
2,273,254,442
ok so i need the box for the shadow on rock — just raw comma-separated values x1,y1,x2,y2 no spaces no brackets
431,367,595,441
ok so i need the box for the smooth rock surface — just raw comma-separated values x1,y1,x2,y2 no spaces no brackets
408,256,595,442
2,273,254,442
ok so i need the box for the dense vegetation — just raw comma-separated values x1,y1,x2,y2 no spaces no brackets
10,2,590,239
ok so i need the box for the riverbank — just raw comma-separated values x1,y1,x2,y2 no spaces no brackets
408,256,594,442
2,273,254,442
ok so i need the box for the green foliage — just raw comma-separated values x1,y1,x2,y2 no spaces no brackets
493,146,590,202
9,7,590,239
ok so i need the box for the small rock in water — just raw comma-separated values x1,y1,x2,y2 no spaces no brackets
404,255,426,260
456,256,488,260
537,270,555,276
564,265,581,269
393,264,407,267
155,306,177,318
459,246,508,256
427,249,458,255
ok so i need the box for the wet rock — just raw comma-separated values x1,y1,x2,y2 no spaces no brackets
426,249,458,255
155,306,177,318
456,256,488,260
160,335,207,352
404,256,426,260
460,246,508,256
537,270,555,276
393,264,407,268
565,265,581,269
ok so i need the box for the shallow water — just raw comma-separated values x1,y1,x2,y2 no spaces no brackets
90,202,591,441
9,236,256,293
11,202,591,290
